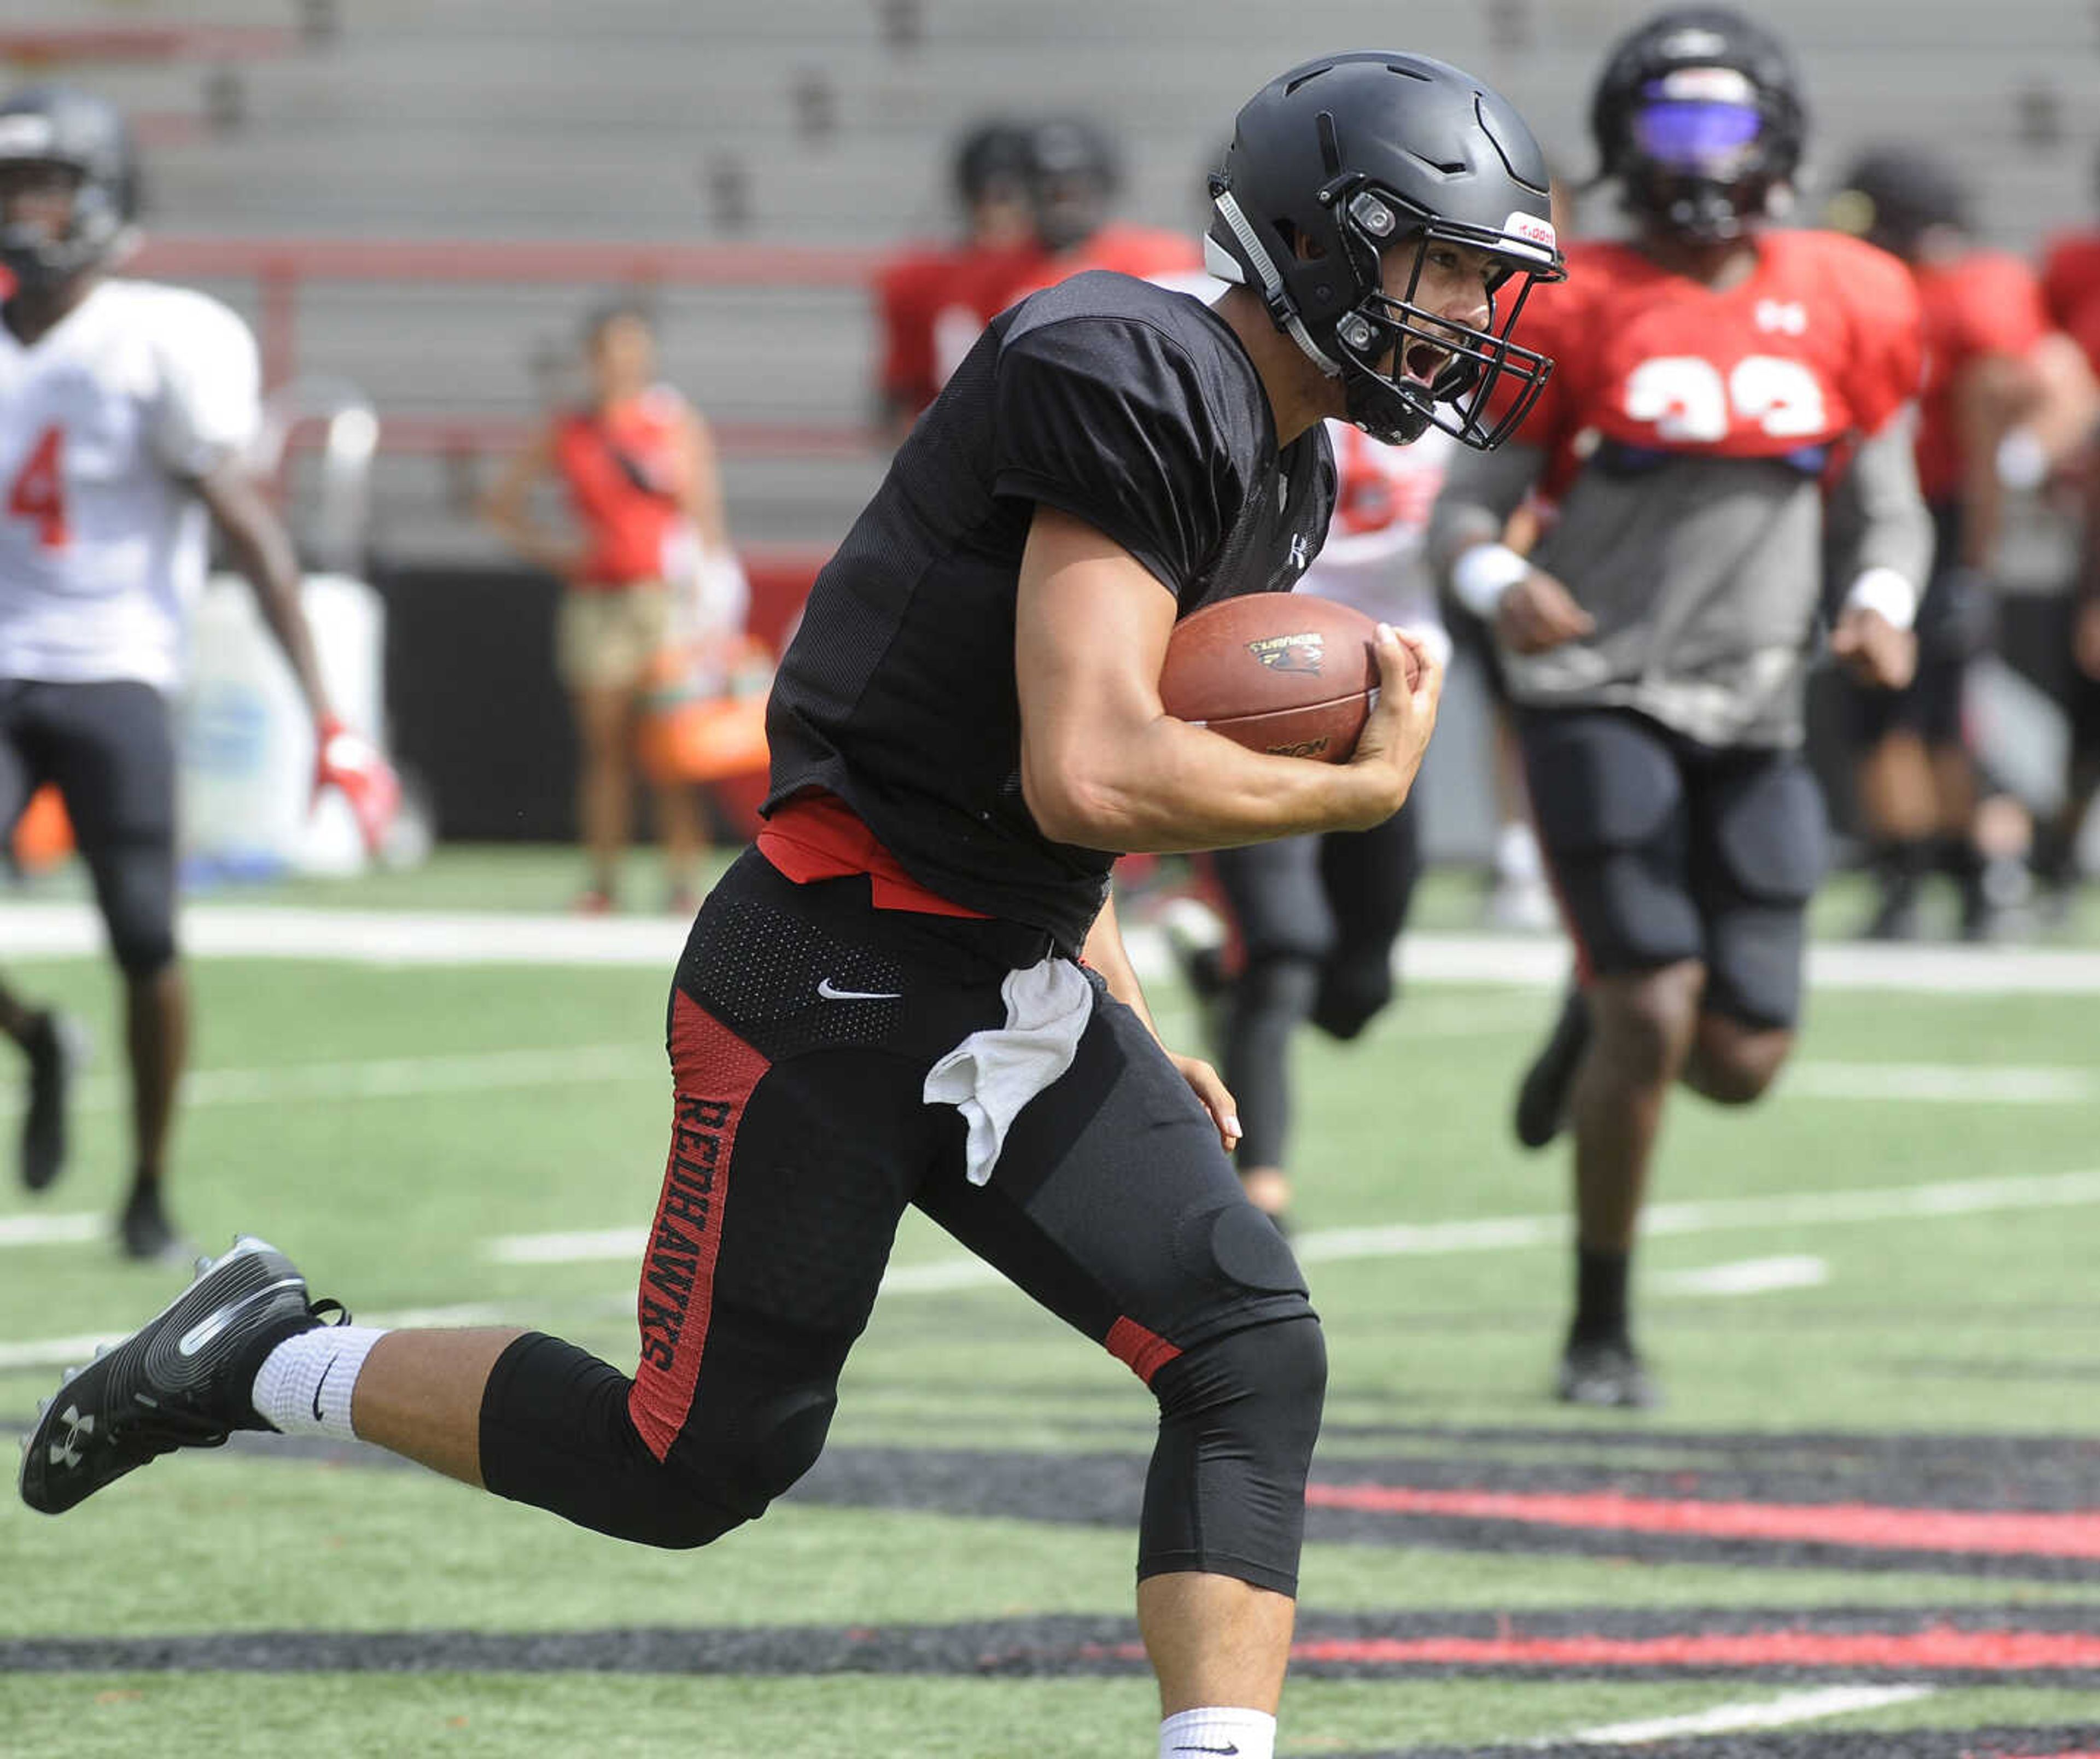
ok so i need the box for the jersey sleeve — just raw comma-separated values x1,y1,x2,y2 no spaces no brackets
1834,237,1927,438
147,290,262,479
990,313,1236,595
1949,253,2053,363
874,249,947,413
1485,262,1588,451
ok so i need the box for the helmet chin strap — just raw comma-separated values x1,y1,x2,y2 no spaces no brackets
1209,188,1344,378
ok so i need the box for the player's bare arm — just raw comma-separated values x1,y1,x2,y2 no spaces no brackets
478,424,586,579
1432,440,1595,654
1826,412,1930,691
675,406,731,555
193,458,337,725
1014,506,1439,853
1082,891,1241,1151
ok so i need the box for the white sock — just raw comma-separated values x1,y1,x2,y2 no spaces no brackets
251,1326,387,1442
1495,819,1543,885
1158,1706,1276,1759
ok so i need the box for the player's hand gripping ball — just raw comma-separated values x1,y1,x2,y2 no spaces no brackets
1159,596,1410,763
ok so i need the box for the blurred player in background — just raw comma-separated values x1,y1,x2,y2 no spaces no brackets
22,53,1568,1759
922,115,1205,393
0,86,396,1260
1189,422,1452,1231
1430,8,1929,1408
1826,149,2096,940
871,118,1035,436
2034,161,2100,915
482,302,738,916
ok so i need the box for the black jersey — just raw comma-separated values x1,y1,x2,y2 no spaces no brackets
765,271,1336,952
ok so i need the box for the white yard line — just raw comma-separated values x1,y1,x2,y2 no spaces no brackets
1782,1062,2097,1103
11,1167,2098,1377
481,1167,2100,1289
8,902,2100,993
0,1213,102,1247
0,1044,662,1125
1649,1255,1829,1297
1564,1682,1936,1745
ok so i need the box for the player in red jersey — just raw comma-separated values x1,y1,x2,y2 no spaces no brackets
482,304,736,913
1431,7,1930,1408
1827,150,2096,940
924,116,1205,391
2034,156,2100,911
871,119,1036,436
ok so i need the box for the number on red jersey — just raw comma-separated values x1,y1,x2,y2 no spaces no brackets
1621,355,1828,443
7,426,69,549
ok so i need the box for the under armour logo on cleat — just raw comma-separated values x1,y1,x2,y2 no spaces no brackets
815,978,902,1002
48,1405,93,1470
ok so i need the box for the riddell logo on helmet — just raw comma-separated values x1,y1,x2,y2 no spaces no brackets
1504,213,1558,252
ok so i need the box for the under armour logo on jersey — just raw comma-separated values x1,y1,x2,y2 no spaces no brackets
1288,534,1311,572
48,1405,92,1469
1755,300,1808,336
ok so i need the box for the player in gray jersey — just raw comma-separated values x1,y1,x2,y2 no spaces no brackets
1428,7,1929,1408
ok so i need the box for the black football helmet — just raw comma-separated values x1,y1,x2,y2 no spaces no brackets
1206,52,1564,450
952,119,1033,209
1826,148,1968,259
1026,116,1121,253
1590,7,1806,245
0,85,139,292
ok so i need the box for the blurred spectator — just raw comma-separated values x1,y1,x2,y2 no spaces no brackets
870,119,1035,435
480,303,740,915
1826,149,2097,939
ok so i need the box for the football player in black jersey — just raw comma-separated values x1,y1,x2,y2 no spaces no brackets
21,53,1562,1759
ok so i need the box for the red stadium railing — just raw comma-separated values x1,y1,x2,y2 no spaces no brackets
126,234,888,460
0,25,298,65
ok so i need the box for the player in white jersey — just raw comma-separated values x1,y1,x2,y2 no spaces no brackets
1184,421,1451,1227
0,86,397,1259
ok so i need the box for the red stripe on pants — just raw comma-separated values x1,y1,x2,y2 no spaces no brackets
1105,1315,1182,1385
628,991,771,1461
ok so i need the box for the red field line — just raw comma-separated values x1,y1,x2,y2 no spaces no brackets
1306,1482,2100,1559
1286,1624,2100,1670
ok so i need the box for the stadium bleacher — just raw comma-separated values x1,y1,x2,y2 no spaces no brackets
11,0,2096,560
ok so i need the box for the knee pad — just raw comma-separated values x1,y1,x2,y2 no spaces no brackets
1140,1315,1327,1595
479,1332,837,1551
1311,953,1392,1041
1229,955,1319,1041
97,846,177,976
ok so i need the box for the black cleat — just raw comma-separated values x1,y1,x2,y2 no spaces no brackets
19,1011,88,1193
1555,1335,1660,1410
1514,986,1590,1150
118,1182,192,1266
19,1235,340,1515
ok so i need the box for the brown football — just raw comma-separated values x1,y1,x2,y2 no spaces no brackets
1159,595,1406,764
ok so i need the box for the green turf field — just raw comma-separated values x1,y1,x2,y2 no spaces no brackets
2,849,2097,1757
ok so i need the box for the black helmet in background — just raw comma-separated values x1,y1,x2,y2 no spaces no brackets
1025,115,1121,254
1825,148,1968,261
0,85,139,292
1590,7,1806,246
1205,51,1564,450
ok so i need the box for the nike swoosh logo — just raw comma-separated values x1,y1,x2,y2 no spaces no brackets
816,978,902,1002
312,1358,337,1423
177,1277,305,1358
1172,1746,1240,1756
